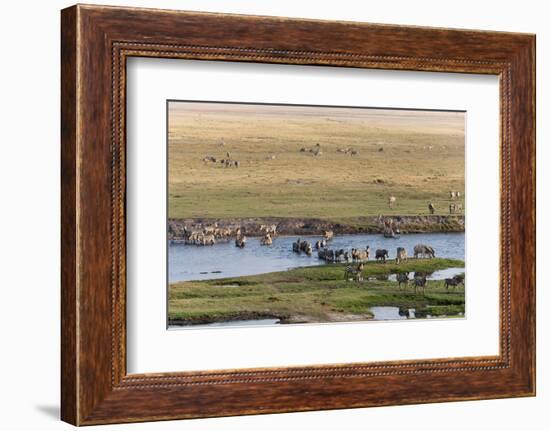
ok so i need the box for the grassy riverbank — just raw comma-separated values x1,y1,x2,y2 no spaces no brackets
168,258,465,325
168,215,465,238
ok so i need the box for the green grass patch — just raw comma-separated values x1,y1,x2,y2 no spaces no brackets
168,258,465,324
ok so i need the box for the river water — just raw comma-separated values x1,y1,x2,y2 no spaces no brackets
169,232,464,283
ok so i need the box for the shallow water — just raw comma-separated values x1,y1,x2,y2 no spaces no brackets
370,306,415,321
168,311,416,329
169,232,464,283
170,318,281,329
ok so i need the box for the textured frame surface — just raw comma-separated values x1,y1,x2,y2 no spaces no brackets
61,4,535,425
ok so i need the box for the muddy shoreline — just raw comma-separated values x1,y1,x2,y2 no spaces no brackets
168,312,375,326
168,215,464,239
168,312,284,327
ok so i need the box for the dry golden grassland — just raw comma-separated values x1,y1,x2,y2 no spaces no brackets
168,102,465,222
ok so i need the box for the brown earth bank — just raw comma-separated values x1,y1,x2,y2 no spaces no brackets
168,312,285,326
168,312,374,326
168,215,464,239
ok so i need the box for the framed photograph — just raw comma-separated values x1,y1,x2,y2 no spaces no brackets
61,4,535,425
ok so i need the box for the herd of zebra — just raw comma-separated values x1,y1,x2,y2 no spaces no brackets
341,260,464,295
178,223,277,248
292,235,436,265
291,237,462,294
392,271,464,294
179,223,463,295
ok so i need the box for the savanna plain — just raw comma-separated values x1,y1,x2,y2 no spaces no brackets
168,102,466,326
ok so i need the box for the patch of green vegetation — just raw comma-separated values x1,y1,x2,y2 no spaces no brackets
168,258,465,324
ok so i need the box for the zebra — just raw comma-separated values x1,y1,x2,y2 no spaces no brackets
444,278,461,290
413,244,435,259
260,233,273,246
344,263,364,282
396,247,407,264
375,249,389,262
351,248,369,262
453,274,465,285
315,239,327,249
445,274,465,290
412,275,427,294
396,272,410,289
235,235,246,248
301,241,313,256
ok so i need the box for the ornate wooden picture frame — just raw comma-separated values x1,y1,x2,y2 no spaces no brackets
61,4,535,425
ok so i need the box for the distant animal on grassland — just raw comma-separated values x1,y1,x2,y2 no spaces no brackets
396,247,408,264
336,147,358,156
235,235,246,248
344,263,364,282
396,272,410,289
428,202,435,214
375,249,389,262
449,191,457,199
449,203,463,214
388,195,396,209
413,244,435,259
260,233,273,246
323,230,334,241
